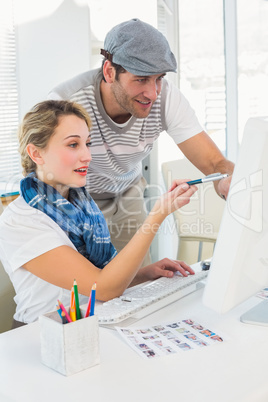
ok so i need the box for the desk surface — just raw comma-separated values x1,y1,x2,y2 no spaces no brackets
1,287,268,402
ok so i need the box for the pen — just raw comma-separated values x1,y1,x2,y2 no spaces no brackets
73,279,81,320
89,283,96,317
187,173,229,185
0,191,20,198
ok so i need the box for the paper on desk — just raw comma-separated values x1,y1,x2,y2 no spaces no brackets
257,288,268,300
116,318,227,359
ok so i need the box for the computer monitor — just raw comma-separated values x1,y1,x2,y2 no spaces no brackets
203,116,268,326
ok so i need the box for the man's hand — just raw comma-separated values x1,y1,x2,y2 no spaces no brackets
217,174,232,200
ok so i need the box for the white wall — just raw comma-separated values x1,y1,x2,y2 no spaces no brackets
14,0,91,120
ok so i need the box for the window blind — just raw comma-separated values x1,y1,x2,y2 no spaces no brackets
0,0,20,192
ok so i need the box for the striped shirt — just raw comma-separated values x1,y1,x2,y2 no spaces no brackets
48,69,203,198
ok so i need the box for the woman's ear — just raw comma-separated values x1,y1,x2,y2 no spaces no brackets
26,144,44,165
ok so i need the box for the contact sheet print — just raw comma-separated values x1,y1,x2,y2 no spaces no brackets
116,318,227,359
257,288,268,299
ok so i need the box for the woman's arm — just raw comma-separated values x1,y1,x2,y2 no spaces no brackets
129,258,195,287
23,180,197,301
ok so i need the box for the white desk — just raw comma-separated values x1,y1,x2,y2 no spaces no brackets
1,287,268,402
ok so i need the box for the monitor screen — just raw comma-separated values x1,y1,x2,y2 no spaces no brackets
203,116,268,326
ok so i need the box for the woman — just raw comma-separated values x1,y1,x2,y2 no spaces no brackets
0,100,197,325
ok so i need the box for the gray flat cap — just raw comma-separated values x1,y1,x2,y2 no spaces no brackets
101,18,177,76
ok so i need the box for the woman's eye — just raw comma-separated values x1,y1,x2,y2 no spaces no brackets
86,142,92,147
69,143,78,148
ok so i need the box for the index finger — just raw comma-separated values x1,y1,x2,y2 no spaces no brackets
176,260,195,275
165,259,195,277
168,179,191,192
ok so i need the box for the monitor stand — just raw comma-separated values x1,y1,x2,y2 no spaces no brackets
240,300,268,326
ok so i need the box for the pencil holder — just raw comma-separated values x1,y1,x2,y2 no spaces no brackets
39,309,100,376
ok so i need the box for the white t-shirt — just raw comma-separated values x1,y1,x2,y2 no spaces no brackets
0,197,89,323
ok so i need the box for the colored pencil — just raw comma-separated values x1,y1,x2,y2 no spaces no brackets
70,287,76,322
73,279,81,320
85,293,92,318
56,304,62,320
61,311,68,324
57,299,72,323
89,282,96,316
70,306,76,322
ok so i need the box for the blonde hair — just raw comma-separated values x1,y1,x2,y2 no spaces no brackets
18,100,91,176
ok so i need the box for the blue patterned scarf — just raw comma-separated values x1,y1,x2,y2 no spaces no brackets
20,173,117,268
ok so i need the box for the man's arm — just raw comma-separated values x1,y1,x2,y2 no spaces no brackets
178,130,235,199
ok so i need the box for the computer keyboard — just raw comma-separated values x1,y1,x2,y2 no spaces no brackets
85,270,208,327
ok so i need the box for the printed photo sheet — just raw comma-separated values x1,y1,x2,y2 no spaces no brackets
257,287,268,300
116,317,227,359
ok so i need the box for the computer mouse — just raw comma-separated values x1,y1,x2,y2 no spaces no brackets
201,260,211,271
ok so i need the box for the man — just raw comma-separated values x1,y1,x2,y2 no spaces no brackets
48,18,234,263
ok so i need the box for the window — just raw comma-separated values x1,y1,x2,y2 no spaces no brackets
237,0,268,142
158,0,268,165
156,0,227,169
0,0,20,194
178,0,226,153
